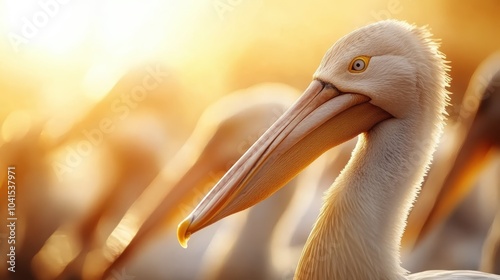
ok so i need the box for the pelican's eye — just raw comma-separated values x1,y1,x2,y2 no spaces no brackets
349,56,370,73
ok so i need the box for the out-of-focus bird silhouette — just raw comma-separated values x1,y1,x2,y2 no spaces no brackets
406,52,500,274
97,83,301,279
28,65,178,280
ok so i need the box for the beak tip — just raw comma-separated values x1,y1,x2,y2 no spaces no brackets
177,217,192,248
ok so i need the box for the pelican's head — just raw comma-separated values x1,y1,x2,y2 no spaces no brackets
177,20,450,247
316,20,449,120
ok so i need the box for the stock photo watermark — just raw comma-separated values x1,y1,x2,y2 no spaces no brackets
213,0,243,20
368,0,404,23
176,105,286,216
282,242,340,279
7,0,73,53
456,71,500,121
5,166,17,273
51,64,169,181
110,267,135,280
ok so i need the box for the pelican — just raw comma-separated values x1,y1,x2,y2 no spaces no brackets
268,139,356,276
100,83,299,278
413,54,500,273
401,53,500,257
177,20,500,279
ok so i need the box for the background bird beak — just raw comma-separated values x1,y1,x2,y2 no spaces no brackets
177,80,392,247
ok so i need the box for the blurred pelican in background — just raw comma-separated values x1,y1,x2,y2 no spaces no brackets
96,83,301,279
28,65,180,280
0,123,65,280
405,52,500,274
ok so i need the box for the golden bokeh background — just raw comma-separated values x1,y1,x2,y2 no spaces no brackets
0,0,499,279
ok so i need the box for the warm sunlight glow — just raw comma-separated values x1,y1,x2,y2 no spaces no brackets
2,110,32,143
2,1,500,279
32,231,80,280
3,0,198,56
82,62,124,101
2,0,203,107
4,1,91,55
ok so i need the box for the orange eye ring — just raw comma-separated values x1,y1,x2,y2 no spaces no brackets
349,56,371,73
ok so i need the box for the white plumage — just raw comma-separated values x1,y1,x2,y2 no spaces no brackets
177,20,500,279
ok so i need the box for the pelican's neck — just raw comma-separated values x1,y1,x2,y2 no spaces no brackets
296,116,440,280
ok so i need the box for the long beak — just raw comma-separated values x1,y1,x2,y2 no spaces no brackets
177,80,392,247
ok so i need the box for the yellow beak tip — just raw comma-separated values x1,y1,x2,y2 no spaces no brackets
177,218,192,248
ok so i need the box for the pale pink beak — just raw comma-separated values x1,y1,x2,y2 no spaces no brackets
177,80,392,247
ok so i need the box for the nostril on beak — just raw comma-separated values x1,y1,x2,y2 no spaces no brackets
316,79,340,94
